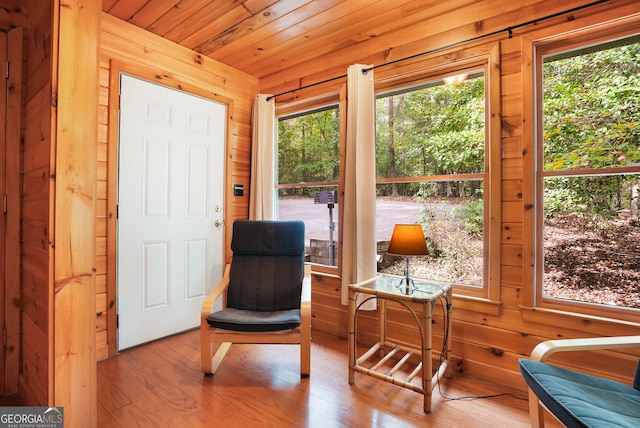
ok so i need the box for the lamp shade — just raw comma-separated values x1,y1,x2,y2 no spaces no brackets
387,224,428,256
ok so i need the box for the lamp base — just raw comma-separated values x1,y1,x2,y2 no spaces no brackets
396,275,416,295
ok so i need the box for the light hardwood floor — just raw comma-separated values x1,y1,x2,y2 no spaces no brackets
96,329,558,428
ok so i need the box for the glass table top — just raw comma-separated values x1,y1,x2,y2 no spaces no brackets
350,274,451,299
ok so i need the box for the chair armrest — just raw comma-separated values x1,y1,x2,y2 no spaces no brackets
300,264,311,309
201,264,231,322
531,335,640,362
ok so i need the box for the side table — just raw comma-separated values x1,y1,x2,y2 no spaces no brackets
348,274,452,413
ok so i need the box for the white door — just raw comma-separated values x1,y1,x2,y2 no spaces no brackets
117,74,226,350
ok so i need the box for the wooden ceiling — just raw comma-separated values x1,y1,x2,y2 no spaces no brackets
101,0,607,98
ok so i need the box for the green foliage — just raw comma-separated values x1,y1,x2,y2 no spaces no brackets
543,39,640,218
278,108,340,187
453,197,484,236
544,175,638,219
375,75,486,191
543,179,583,218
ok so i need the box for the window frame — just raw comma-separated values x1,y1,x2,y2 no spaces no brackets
275,99,343,274
274,41,502,306
373,42,502,304
531,22,640,322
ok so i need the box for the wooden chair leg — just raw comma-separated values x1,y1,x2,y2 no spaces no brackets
300,335,311,377
300,312,311,377
210,342,232,375
201,325,232,376
528,388,545,428
201,329,213,375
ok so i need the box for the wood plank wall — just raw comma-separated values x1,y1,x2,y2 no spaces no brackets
2,26,22,398
53,1,101,425
0,2,26,398
19,0,53,406
98,13,259,359
270,0,640,392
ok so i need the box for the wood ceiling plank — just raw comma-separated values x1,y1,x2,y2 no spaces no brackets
104,0,631,88
214,0,367,66
163,0,249,44
243,0,481,78
179,3,253,49
243,0,280,15
147,0,213,36
102,0,119,12
259,0,602,92
224,0,408,75
243,0,531,78
206,0,341,60
106,0,147,20
129,0,182,29
196,0,301,55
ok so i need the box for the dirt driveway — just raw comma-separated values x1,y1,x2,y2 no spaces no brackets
277,197,422,242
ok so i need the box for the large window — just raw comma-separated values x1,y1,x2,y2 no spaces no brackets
274,46,500,295
537,33,640,312
376,66,496,298
276,106,340,267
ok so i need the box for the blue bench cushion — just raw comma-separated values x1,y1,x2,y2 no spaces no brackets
519,359,640,428
206,308,301,332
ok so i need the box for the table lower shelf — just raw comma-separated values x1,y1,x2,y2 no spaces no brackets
352,340,450,396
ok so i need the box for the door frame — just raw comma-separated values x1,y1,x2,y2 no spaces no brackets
106,61,234,357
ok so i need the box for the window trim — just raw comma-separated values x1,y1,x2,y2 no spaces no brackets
276,101,343,275
529,20,640,322
373,41,502,302
274,41,502,301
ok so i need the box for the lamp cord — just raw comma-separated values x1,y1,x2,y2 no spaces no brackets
434,295,527,402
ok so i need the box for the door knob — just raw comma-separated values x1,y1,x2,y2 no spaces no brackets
214,219,224,228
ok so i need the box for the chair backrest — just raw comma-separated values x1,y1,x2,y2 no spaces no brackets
227,220,305,312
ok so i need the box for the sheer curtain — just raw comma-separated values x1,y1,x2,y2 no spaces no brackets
249,94,276,220
341,64,377,306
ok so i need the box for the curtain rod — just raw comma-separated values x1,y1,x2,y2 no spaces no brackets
266,0,609,101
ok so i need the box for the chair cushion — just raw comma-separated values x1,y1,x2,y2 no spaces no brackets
519,359,640,428
227,220,305,312
206,308,301,332
231,220,305,256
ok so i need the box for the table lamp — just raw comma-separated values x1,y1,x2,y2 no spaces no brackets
387,224,429,294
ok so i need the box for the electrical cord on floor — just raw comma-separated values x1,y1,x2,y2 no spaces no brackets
434,295,528,403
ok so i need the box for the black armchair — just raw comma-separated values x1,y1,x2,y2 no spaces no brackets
200,220,311,377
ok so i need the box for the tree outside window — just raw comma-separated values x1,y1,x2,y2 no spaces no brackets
276,106,340,267
539,35,640,309
376,71,489,291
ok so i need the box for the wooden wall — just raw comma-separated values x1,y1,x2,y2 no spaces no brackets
19,0,53,407
0,2,26,399
53,1,101,426
98,13,259,359
270,0,640,392
16,3,102,426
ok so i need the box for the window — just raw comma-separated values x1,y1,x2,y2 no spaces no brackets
537,33,640,313
276,106,340,267
376,64,498,299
